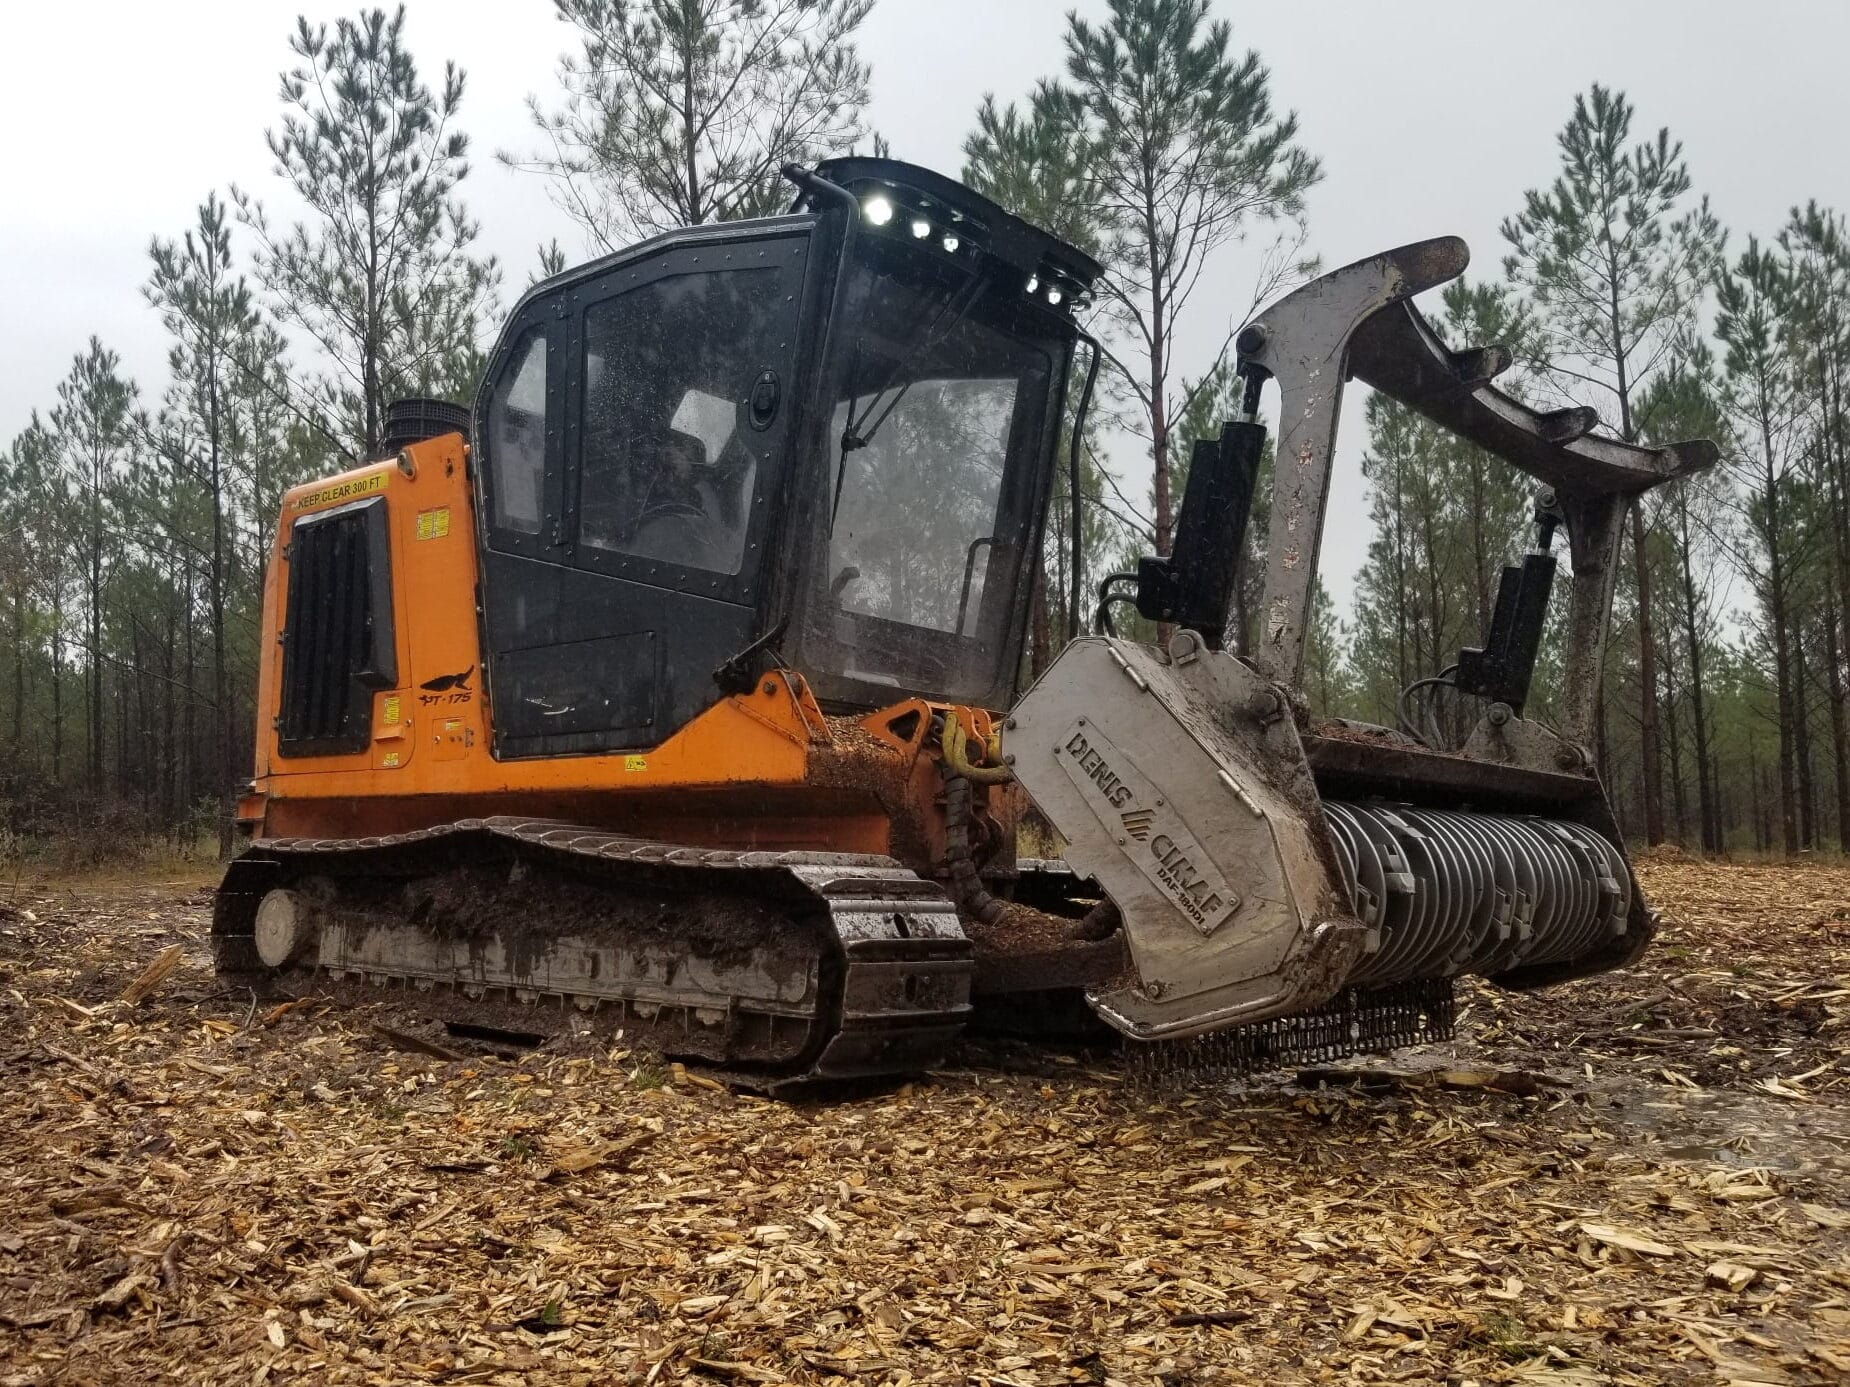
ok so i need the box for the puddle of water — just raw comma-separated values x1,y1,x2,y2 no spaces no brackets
1282,1037,1850,1180
1592,1081,1850,1177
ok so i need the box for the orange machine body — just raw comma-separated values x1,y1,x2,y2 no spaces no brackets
244,432,1010,873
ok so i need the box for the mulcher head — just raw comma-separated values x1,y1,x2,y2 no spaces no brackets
1008,238,1715,1053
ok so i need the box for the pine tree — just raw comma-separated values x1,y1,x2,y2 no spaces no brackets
1,423,58,768
1051,0,1319,559
1349,394,1445,725
1718,239,1807,853
962,86,1116,661
1501,84,1722,841
15,418,73,785
146,194,270,832
532,239,569,287
0,442,21,764
235,5,500,461
48,342,139,795
1780,204,1850,849
962,89,1099,257
1346,283,1540,737
1437,282,1542,639
514,0,873,251
1302,582,1352,717
1639,351,1734,853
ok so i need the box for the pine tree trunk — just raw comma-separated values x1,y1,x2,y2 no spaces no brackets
1596,695,1614,829
1825,604,1850,853
1759,397,1800,856
130,621,149,811
1676,501,1721,853
8,578,23,757
1750,750,1768,852
207,280,232,856
88,446,104,796
1773,619,1799,856
162,598,178,827
1713,744,1729,853
182,568,197,827
1794,623,1817,849
1029,570,1051,679
1664,688,1690,844
1392,451,1410,705
1632,504,1665,844
1821,352,1850,852
1142,185,1171,560
50,577,63,783
114,683,128,809
680,28,702,222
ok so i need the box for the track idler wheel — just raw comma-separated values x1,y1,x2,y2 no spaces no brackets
253,888,317,968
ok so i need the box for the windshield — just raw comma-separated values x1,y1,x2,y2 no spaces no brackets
806,240,1062,708
831,378,1019,632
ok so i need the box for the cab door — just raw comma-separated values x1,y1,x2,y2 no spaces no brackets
474,224,814,758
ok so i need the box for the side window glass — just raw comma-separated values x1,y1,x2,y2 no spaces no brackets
488,331,548,534
580,268,785,576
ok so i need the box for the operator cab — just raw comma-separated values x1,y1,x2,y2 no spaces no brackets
472,158,1100,758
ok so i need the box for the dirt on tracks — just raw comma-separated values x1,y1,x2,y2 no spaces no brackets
0,857,1846,1386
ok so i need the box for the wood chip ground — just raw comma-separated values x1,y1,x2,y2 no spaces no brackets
2,856,1848,1385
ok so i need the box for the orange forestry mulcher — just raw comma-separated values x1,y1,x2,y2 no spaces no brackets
218,158,1714,1088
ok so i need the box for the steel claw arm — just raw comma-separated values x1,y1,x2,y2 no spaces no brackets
1232,235,1717,751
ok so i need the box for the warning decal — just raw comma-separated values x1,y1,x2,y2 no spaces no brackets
292,472,386,510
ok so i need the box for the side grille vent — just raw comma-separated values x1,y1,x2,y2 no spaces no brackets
277,497,396,756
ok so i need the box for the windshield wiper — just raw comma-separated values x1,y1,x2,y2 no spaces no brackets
843,271,988,450
832,268,989,526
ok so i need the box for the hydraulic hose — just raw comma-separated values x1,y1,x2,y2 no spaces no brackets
941,766,1005,926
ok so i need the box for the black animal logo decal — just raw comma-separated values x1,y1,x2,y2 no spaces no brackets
419,666,476,706
420,666,474,692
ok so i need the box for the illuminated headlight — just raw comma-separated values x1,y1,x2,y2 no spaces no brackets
910,218,931,239
863,195,894,226
1046,286,1064,305
1025,275,1040,294
941,233,960,253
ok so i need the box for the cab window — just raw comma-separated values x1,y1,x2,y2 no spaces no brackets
579,268,788,576
486,330,548,534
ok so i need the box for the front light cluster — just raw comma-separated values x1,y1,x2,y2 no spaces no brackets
857,185,1085,313
1025,273,1073,308
864,192,967,258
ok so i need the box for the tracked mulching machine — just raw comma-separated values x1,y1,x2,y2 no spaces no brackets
215,158,1714,1086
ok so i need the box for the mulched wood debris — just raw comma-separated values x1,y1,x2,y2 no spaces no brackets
1,856,1847,1385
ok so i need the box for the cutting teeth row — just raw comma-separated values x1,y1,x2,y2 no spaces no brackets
1126,976,1455,1086
1322,803,1629,987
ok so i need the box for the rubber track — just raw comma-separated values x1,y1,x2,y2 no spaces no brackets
213,816,974,1089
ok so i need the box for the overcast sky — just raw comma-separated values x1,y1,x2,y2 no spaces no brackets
4,0,1846,607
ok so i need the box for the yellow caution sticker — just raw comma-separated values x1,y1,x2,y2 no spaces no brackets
383,694,401,725
624,754,647,772
416,506,451,541
382,751,402,768
292,472,386,510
